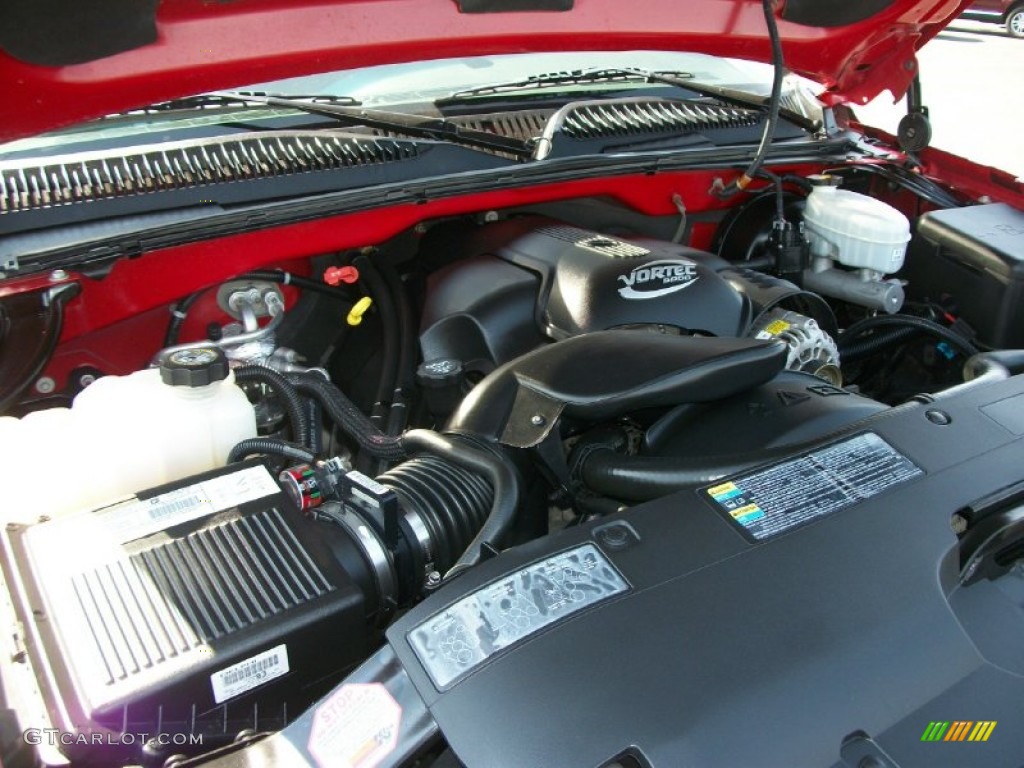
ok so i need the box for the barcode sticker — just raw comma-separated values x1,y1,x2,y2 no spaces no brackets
97,465,280,543
211,644,289,704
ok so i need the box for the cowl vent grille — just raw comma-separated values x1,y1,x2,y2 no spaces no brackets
561,100,761,140
0,131,419,214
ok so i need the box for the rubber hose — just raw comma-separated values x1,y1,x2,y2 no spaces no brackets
289,373,407,461
377,455,492,576
926,349,1024,401
164,290,204,347
0,284,76,415
839,314,979,359
352,255,400,420
840,326,918,362
400,430,520,579
228,437,315,464
234,365,311,447
575,401,921,503
242,270,354,300
715,0,784,198
379,261,417,438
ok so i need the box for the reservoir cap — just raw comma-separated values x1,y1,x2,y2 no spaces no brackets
159,347,229,388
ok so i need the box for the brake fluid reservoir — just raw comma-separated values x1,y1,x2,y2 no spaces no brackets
0,347,256,523
802,180,911,274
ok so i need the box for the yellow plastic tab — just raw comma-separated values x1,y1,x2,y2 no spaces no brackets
347,296,373,326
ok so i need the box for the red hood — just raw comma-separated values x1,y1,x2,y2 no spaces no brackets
0,0,969,143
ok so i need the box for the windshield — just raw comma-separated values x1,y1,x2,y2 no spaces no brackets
0,51,820,154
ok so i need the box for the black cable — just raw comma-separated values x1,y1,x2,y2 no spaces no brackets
289,373,407,461
234,365,311,447
242,270,354,300
379,261,418,435
714,0,785,198
755,168,786,222
352,255,400,422
839,314,979,360
825,164,963,210
840,326,918,362
0,284,77,415
164,290,205,347
228,437,315,464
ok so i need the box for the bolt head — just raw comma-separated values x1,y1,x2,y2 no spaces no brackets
34,376,55,394
530,414,547,427
48,269,68,282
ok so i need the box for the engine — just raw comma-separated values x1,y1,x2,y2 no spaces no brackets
419,215,840,388
2,177,1024,767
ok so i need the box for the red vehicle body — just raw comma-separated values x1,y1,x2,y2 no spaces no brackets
1,2,1023,767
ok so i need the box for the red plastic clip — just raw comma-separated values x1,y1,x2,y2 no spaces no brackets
324,265,360,286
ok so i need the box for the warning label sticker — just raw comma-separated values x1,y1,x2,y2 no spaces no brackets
705,432,922,541
409,544,628,690
308,683,401,768
97,465,280,543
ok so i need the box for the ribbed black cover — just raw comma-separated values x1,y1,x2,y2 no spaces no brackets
561,100,760,139
70,508,332,685
0,132,419,213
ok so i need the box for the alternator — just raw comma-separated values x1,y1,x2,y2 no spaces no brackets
751,309,841,385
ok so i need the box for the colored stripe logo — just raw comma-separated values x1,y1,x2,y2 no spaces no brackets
921,721,996,742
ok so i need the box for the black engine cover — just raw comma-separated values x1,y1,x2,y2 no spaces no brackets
384,375,1024,767
419,218,752,372
489,217,750,339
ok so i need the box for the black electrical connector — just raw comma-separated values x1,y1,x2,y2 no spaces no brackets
767,218,809,286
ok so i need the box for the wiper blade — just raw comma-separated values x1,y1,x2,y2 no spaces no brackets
219,92,535,159
625,70,821,133
437,68,695,102
438,67,819,134
113,92,361,116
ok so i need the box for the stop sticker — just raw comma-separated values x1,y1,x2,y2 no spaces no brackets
308,683,402,768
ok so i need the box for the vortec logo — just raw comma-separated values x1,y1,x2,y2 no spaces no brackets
617,259,699,300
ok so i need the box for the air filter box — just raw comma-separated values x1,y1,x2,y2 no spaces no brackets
0,461,375,766
905,202,1024,347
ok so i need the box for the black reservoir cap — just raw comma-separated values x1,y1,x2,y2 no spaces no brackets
159,346,229,387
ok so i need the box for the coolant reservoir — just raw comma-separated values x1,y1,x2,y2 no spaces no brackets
0,348,256,523
803,181,911,274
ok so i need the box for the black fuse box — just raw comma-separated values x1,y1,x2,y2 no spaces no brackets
903,202,1024,348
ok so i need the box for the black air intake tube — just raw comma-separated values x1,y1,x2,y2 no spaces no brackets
377,454,492,584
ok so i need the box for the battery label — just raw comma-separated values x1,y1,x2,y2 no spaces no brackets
97,465,280,543
705,432,922,541
409,544,628,689
211,644,290,704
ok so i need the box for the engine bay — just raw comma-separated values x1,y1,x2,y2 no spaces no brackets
2,162,1024,767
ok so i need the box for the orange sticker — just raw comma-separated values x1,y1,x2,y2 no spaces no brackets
308,683,402,768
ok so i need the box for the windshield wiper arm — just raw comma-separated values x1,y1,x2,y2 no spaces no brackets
438,67,819,134
113,92,362,116
436,68,695,102
623,69,821,133
219,92,536,159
